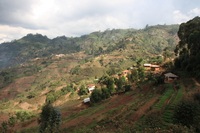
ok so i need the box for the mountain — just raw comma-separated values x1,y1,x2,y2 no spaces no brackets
2,24,196,133
0,24,179,70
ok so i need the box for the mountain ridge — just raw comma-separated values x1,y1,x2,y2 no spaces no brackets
0,24,179,70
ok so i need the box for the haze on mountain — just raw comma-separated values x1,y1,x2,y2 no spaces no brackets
0,0,200,43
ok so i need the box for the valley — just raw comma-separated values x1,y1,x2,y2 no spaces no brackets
0,17,200,133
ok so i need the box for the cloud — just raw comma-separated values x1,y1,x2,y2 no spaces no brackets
173,10,190,24
173,7,200,24
189,8,200,16
0,0,200,43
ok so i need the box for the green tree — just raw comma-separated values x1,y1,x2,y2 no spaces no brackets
1,121,8,133
174,17,200,77
90,89,102,103
101,87,110,100
128,69,138,84
78,84,88,95
136,58,143,67
115,77,124,92
138,67,145,82
38,104,61,133
107,77,115,94
162,50,172,61
173,100,200,127
46,93,56,104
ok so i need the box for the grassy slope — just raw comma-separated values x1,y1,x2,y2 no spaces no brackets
3,77,200,133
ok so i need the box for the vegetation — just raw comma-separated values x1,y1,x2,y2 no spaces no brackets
38,104,61,133
173,99,200,127
2,18,200,132
174,16,200,79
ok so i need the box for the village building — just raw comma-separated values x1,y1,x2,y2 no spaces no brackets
144,64,151,70
87,84,95,92
164,72,178,81
83,98,90,103
151,65,160,71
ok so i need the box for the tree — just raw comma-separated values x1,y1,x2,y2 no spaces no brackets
138,67,145,82
46,93,56,104
78,84,88,95
173,100,200,127
136,58,143,67
38,104,61,133
128,69,138,84
174,17,200,77
101,87,110,100
162,50,172,61
107,77,115,94
90,89,102,103
115,77,124,92
1,121,8,133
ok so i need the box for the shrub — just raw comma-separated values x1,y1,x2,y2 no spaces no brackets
142,110,164,129
173,100,200,127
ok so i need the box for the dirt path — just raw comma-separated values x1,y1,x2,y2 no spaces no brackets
192,78,200,86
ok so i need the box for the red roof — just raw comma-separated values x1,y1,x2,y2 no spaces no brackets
87,84,95,87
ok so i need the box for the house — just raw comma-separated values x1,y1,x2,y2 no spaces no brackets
84,98,90,103
87,84,95,92
164,73,178,81
122,70,132,77
151,65,160,71
144,64,151,70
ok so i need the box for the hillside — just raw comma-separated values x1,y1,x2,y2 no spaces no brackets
0,24,178,70
2,21,200,133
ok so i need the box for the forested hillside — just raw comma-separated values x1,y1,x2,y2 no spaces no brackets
0,24,178,70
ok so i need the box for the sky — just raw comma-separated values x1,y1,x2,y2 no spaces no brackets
0,0,200,43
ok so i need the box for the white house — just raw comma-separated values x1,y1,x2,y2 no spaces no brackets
84,98,90,103
87,84,95,92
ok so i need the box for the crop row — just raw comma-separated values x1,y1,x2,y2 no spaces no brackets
153,84,174,110
166,86,184,110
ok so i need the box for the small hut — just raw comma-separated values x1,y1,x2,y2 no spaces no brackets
144,64,151,70
84,98,90,103
151,65,160,71
164,73,178,81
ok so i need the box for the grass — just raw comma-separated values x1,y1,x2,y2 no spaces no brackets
162,110,173,123
153,83,174,110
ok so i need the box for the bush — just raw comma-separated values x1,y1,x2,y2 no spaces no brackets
46,93,56,104
142,111,164,129
153,75,164,86
173,100,200,127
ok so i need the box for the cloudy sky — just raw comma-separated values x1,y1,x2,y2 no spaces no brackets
0,0,200,43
